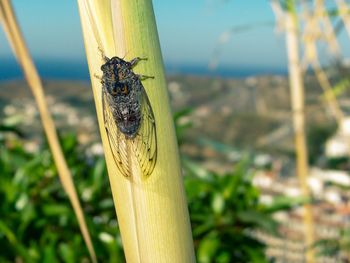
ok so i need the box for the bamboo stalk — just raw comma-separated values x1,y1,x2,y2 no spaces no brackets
0,1,97,262
285,9,315,263
77,1,195,262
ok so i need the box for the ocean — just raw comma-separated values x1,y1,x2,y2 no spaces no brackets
0,58,287,81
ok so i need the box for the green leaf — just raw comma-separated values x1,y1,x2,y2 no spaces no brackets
59,242,76,263
314,239,340,256
211,193,225,214
173,108,193,122
0,221,33,261
197,232,220,263
261,195,307,214
42,204,70,216
237,210,278,235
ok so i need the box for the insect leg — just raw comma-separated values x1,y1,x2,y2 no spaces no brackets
94,74,103,83
98,46,109,62
137,74,155,81
130,57,148,68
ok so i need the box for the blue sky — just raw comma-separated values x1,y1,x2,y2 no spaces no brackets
0,0,349,78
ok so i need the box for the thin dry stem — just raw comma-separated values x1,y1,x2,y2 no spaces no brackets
0,1,97,262
315,0,341,56
311,59,344,123
301,1,345,130
285,12,316,263
335,0,350,40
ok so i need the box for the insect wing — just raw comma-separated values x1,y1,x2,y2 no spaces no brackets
102,86,157,178
102,87,130,177
132,88,157,177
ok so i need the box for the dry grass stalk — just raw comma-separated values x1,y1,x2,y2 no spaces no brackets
301,2,321,70
77,0,195,262
271,1,316,261
284,5,316,263
301,1,347,133
306,44,350,156
0,1,97,262
312,59,345,123
336,0,350,37
315,0,341,56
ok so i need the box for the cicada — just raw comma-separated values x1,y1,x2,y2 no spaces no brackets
99,55,157,178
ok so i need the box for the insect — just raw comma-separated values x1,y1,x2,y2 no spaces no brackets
99,54,157,178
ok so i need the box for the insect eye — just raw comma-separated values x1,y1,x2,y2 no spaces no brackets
121,85,129,94
109,84,118,95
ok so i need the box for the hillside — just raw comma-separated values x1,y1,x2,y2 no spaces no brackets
0,74,341,170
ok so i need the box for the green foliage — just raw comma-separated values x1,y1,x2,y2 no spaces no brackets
184,158,279,263
320,78,350,101
326,156,350,170
174,107,193,146
0,114,290,262
0,117,124,262
314,228,350,258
